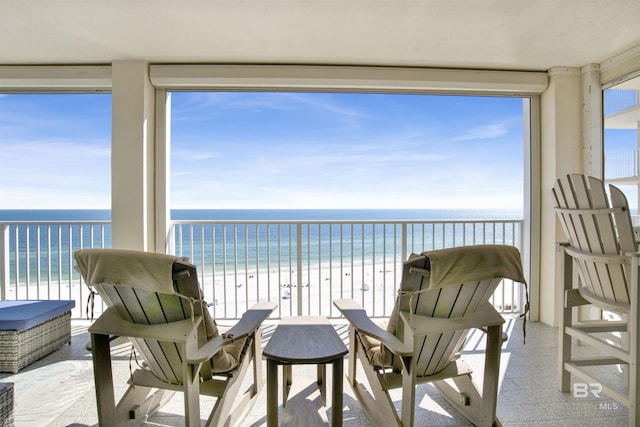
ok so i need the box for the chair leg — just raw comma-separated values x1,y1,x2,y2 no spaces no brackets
252,328,264,394
183,343,201,427
629,257,639,427
400,363,416,426
631,359,638,427
480,324,502,426
557,246,573,393
347,326,357,388
91,332,117,426
351,336,401,427
207,336,262,427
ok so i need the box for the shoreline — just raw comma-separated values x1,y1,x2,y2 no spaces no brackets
5,259,522,319
202,262,402,319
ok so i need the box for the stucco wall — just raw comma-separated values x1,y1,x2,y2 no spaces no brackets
538,67,583,326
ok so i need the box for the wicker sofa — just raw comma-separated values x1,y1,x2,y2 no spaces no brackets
0,300,75,373
0,382,13,426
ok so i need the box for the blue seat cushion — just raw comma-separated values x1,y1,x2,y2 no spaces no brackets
0,300,75,331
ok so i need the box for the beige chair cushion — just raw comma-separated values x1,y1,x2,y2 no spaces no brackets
205,325,247,374
173,262,245,375
358,319,395,369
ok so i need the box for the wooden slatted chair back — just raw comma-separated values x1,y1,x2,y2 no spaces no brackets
414,279,501,377
553,174,634,312
388,253,503,377
78,252,220,385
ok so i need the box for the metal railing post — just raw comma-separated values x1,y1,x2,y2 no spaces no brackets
296,223,303,316
0,224,8,300
401,223,407,262
519,221,526,315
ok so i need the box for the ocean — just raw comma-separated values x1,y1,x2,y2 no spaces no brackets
0,209,524,283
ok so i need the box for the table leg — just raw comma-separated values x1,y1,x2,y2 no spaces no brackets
267,359,278,427
332,357,343,427
317,364,327,405
283,364,292,406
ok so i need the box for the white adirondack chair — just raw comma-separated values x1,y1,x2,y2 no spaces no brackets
334,244,526,427
553,174,639,427
74,248,277,427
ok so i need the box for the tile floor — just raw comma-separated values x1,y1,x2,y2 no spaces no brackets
0,316,630,426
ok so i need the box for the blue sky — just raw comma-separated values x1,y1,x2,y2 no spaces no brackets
0,94,111,209
169,92,524,209
1,90,631,211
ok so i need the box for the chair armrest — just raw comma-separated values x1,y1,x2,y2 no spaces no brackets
399,302,504,335
187,301,277,364
89,307,201,342
333,299,412,357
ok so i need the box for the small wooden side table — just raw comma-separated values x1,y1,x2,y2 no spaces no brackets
263,316,348,427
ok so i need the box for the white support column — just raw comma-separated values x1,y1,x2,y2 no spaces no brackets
523,97,541,321
581,64,603,178
538,67,582,326
155,90,172,253
581,65,607,323
111,60,156,251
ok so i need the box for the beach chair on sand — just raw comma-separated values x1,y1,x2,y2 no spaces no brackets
74,248,277,427
334,244,526,427
553,174,639,427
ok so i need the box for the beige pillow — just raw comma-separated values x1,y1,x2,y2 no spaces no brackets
173,260,246,375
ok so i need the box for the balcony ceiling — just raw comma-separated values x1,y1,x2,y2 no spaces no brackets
1,1,639,71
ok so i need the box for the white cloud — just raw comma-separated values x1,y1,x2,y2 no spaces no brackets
446,120,514,143
1,92,525,211
172,148,219,162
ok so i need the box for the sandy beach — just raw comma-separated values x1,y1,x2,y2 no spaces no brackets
6,258,521,321
200,260,402,319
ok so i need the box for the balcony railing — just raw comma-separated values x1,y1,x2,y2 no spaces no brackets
1,218,525,320
169,219,525,319
605,150,640,180
0,221,111,318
